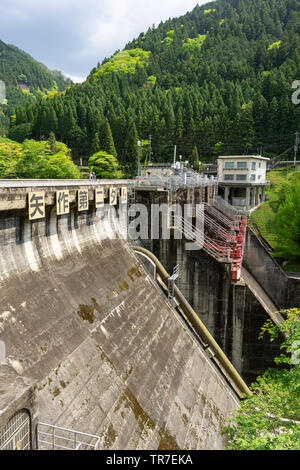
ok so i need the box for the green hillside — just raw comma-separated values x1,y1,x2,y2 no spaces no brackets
6,0,300,174
250,166,300,271
0,135,80,179
0,40,72,133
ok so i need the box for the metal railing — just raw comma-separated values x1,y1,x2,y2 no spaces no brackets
214,196,245,219
136,172,218,190
204,203,240,231
199,207,236,244
165,174,218,190
0,179,135,188
173,214,232,261
36,422,101,450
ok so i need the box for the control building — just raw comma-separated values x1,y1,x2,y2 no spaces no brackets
217,155,270,211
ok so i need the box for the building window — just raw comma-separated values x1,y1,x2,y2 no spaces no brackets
225,162,235,169
236,174,247,181
252,162,256,170
224,174,234,181
259,163,261,168
237,162,247,169
251,174,256,181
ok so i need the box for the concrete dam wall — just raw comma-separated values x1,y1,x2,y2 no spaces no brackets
144,238,283,385
244,227,300,310
0,182,241,450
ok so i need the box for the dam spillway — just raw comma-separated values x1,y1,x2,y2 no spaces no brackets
0,180,244,451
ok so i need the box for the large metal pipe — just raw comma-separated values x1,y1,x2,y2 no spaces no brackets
133,245,252,398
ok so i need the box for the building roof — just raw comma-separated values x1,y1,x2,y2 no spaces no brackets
218,155,270,161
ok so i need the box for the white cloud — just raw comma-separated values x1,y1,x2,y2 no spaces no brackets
67,74,85,84
0,0,208,79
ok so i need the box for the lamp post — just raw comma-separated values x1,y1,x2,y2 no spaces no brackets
137,140,141,185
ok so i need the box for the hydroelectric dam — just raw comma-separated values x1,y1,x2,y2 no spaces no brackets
0,177,298,451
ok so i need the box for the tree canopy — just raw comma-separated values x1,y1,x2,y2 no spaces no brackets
88,150,124,179
0,39,72,131
4,0,300,166
0,136,80,179
275,177,300,257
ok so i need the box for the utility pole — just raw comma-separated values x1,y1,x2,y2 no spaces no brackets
148,135,152,164
294,131,300,167
137,140,141,185
173,145,177,167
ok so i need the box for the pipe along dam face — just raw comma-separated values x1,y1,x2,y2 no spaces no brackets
0,180,298,450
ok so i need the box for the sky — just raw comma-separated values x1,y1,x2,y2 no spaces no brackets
0,0,209,83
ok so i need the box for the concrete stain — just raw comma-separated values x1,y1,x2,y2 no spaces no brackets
158,423,180,450
59,380,69,389
123,365,133,381
100,350,116,371
91,297,102,314
181,413,189,427
77,304,95,324
124,387,156,432
36,382,47,391
114,387,155,433
174,402,190,428
118,280,130,292
127,264,143,283
52,386,60,398
101,422,117,449
104,263,144,302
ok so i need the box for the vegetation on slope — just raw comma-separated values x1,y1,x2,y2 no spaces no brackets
0,39,72,133
250,166,300,271
89,151,124,179
92,49,151,77
3,0,300,176
181,34,207,54
0,135,80,179
222,309,300,450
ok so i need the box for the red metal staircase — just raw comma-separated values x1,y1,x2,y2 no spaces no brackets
174,197,247,282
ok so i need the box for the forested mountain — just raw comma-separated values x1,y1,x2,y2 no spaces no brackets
6,0,300,174
0,40,72,133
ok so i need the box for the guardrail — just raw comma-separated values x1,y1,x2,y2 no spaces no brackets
36,422,101,450
135,174,218,190
0,179,135,188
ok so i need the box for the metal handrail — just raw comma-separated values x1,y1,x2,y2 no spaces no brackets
174,214,232,260
0,179,135,188
37,422,101,450
204,203,240,230
212,200,241,222
197,207,236,243
215,196,245,217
